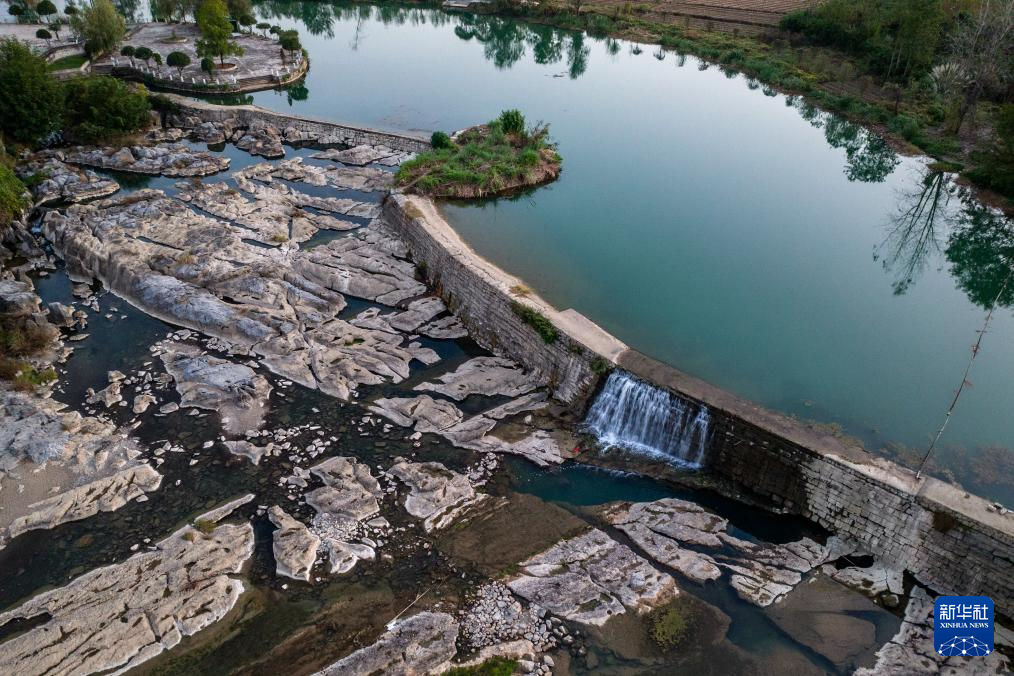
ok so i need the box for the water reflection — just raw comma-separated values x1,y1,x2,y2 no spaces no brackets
946,195,1014,309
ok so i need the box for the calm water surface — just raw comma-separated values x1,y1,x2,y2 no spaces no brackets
232,3,1013,500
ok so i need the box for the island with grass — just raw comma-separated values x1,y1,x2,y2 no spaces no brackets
395,109,561,199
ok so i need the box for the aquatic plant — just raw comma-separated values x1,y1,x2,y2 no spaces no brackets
649,598,694,651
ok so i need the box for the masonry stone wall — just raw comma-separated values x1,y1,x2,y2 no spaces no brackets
383,194,605,407
618,350,1014,616
169,96,431,154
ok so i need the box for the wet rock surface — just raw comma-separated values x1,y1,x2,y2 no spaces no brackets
387,458,486,532
0,518,253,675
506,528,677,626
314,611,458,675
306,456,385,574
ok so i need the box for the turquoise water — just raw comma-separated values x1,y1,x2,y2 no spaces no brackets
232,4,1010,499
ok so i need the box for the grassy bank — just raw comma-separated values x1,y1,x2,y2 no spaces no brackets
396,109,561,198
468,1,1011,212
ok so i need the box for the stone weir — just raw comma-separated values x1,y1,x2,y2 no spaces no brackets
384,192,1014,616
167,95,431,155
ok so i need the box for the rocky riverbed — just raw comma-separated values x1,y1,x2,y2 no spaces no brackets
1,121,1010,676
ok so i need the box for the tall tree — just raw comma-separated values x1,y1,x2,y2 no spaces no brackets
196,0,243,66
70,0,126,57
0,38,63,145
947,0,1014,132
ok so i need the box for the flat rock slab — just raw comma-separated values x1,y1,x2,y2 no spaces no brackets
415,356,540,401
506,528,677,626
306,457,384,574
388,459,486,532
19,156,120,206
313,144,399,166
0,519,254,675
239,157,394,193
370,393,564,466
65,143,229,177
269,505,321,582
160,342,271,435
315,611,458,675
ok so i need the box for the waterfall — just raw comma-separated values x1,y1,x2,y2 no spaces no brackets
583,371,711,468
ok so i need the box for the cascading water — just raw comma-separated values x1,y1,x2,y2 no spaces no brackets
583,371,711,468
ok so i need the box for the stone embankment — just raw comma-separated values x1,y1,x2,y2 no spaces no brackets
382,192,1014,616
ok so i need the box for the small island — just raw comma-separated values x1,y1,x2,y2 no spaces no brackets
395,109,561,199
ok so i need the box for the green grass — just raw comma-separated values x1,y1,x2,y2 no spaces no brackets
47,54,87,72
444,657,518,676
510,300,558,344
396,112,560,198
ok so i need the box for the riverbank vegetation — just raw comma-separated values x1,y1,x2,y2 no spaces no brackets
396,109,561,198
477,0,1013,209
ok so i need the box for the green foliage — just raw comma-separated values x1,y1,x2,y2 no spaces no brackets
0,38,63,145
650,598,694,651
120,44,134,58
225,0,252,20
498,108,525,135
397,114,558,198
591,356,611,376
193,518,216,534
200,55,214,74
443,657,518,676
196,0,244,66
967,105,1014,199
239,14,255,31
35,29,52,42
780,0,950,83
510,301,558,343
134,46,153,63
166,50,191,75
279,29,301,60
0,164,27,232
62,75,150,143
149,92,180,113
37,0,57,16
431,130,452,149
71,0,126,57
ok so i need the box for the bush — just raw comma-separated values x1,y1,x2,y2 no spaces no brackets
70,0,126,58
134,46,153,63
149,92,180,113
431,130,453,149
120,44,134,58
0,39,63,145
0,164,27,232
510,301,557,343
967,104,1014,199
166,50,191,76
498,109,525,135
200,56,214,74
62,75,150,142
35,29,52,42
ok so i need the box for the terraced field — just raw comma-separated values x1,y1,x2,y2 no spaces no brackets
586,0,816,35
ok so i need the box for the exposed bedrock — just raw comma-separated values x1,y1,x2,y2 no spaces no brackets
506,528,677,626
603,498,855,606
63,143,230,177
306,456,384,574
314,611,459,676
159,341,271,435
369,393,565,466
388,459,487,532
414,356,540,401
268,505,321,582
18,156,120,206
0,518,254,675
40,188,442,400
0,387,161,547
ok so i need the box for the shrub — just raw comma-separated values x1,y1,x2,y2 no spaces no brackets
193,518,216,534
591,356,611,375
134,46,153,63
35,29,52,43
0,164,28,232
200,56,214,74
0,38,63,145
444,657,518,676
239,13,256,32
431,130,453,149
510,300,557,343
70,0,126,58
62,75,150,142
166,50,191,76
120,44,135,58
498,109,525,135
149,92,180,113
966,104,1014,199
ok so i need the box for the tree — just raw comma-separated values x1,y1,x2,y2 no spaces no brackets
7,5,24,18
196,0,243,66
119,44,134,64
64,1,78,15
225,0,251,20
239,13,255,33
62,75,150,142
200,55,213,74
279,30,300,63
166,50,190,76
256,22,270,36
36,29,52,45
0,38,63,145
269,25,280,38
37,0,57,20
151,52,162,67
134,46,153,66
48,21,62,41
947,0,1014,133
71,0,126,57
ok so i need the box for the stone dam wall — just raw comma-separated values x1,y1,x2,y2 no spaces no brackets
384,194,1014,615
168,96,431,154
